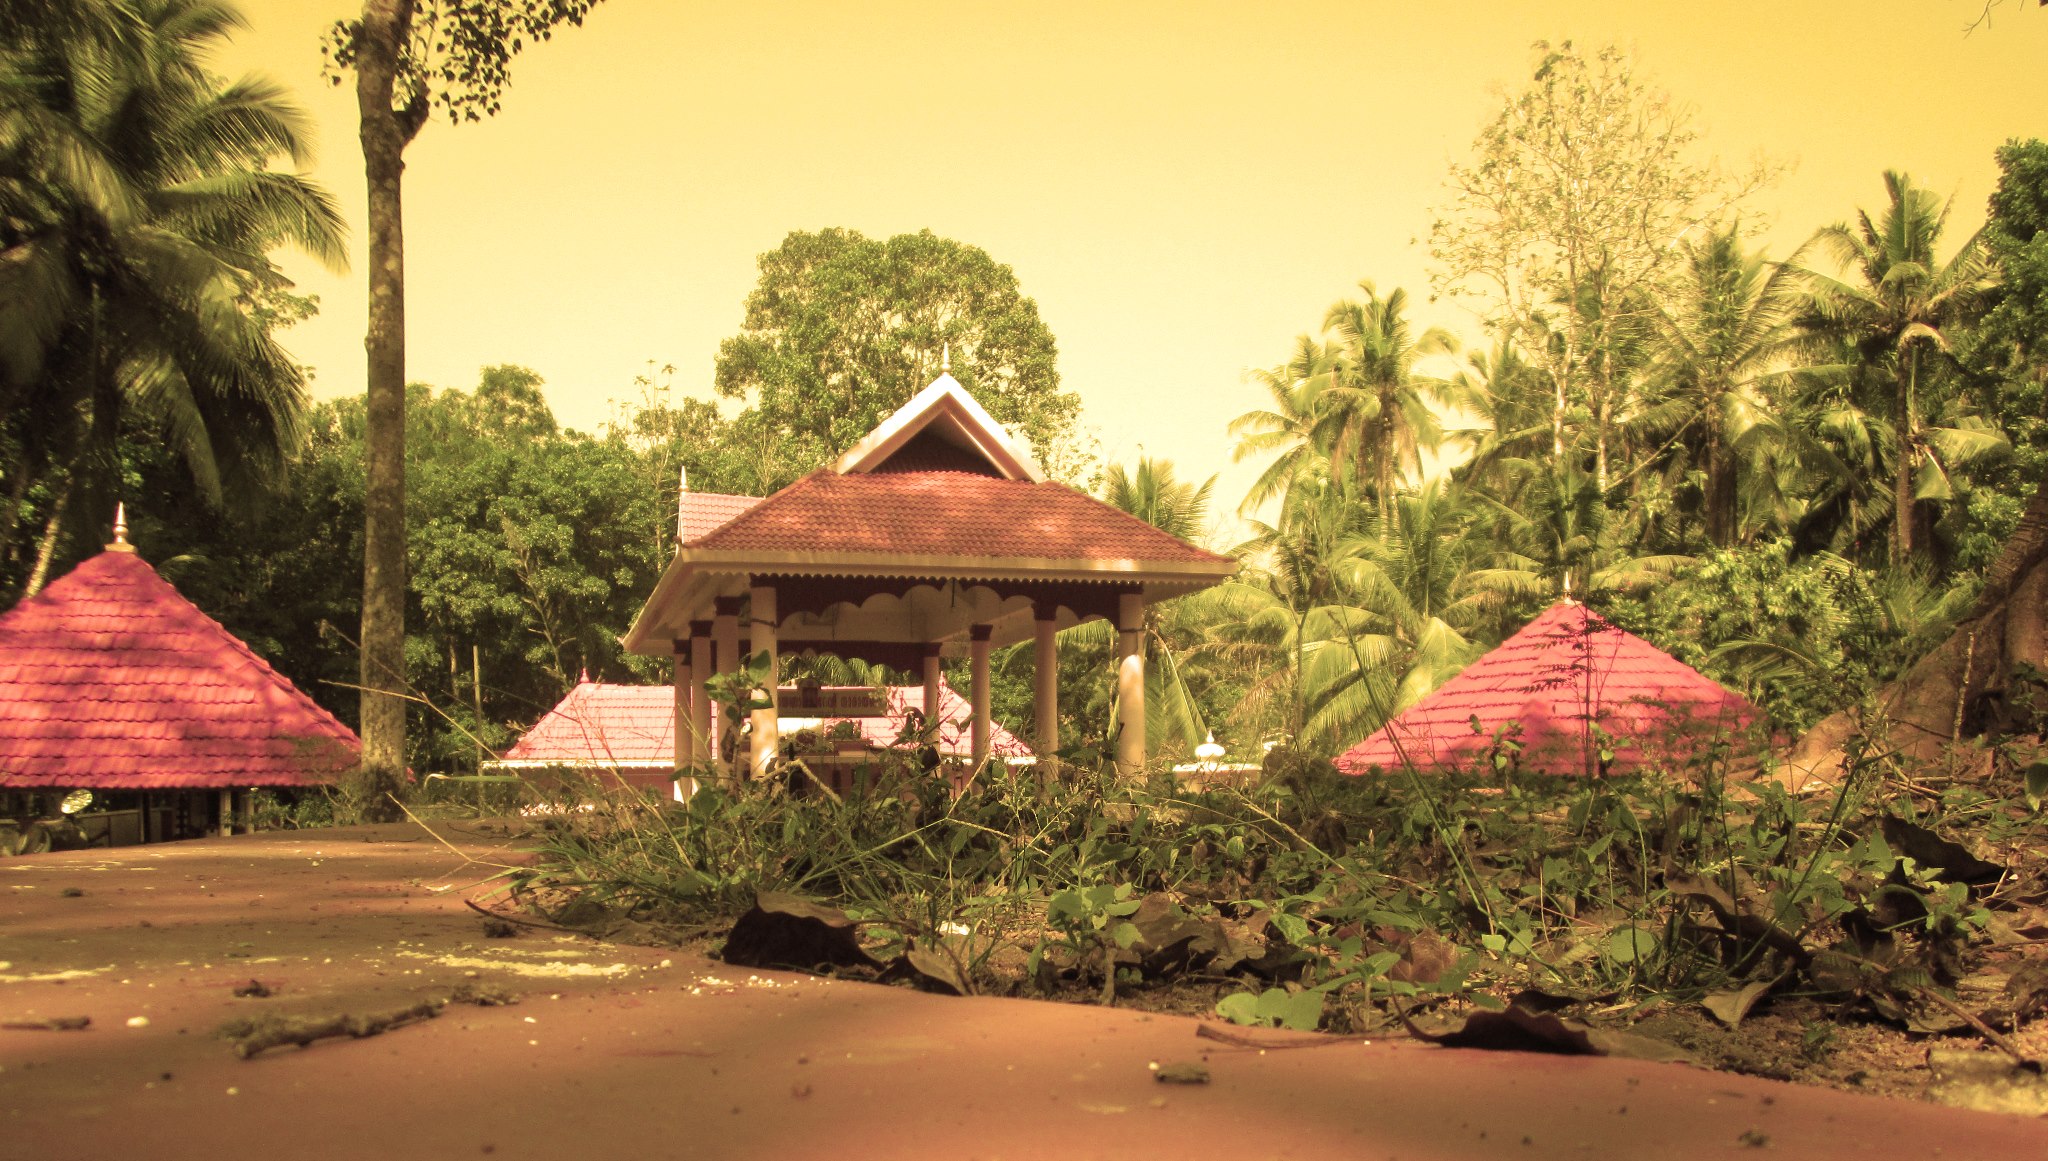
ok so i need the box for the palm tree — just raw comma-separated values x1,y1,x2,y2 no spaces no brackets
1059,457,1220,757
1472,458,1691,603
1799,171,1996,564
1214,472,1374,749
1229,335,1338,516
1102,458,1214,542
0,0,346,590
1639,225,1807,547
1304,481,1499,743
1320,282,1460,520
1447,338,1551,502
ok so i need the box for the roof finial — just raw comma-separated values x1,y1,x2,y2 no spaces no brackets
941,342,950,373
108,503,134,553
578,666,591,685
1561,572,1574,602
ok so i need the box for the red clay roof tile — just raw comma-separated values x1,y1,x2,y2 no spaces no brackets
0,550,360,789
679,492,762,543
1336,603,1759,777
687,470,1231,567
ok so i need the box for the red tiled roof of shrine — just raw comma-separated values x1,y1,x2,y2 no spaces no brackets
498,677,1030,766
678,492,761,543
0,550,360,790
1335,602,1759,777
687,469,1232,568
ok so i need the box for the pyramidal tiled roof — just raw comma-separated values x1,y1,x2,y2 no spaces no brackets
1336,602,1758,777
500,677,1031,766
687,469,1231,567
0,550,360,789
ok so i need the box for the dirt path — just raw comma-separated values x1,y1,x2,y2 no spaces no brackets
3,823,2043,1161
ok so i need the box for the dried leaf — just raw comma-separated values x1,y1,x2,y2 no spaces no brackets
1701,979,1774,1029
1879,817,2005,889
1405,1006,1693,1064
721,891,880,972
880,946,970,996
1382,928,1460,986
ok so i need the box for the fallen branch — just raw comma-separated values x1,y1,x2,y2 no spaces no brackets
1194,1023,1371,1050
1918,987,2042,1070
464,896,582,935
222,999,442,1058
1,1016,90,1031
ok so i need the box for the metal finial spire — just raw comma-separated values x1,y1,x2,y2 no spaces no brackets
676,464,688,543
942,342,950,373
108,503,134,552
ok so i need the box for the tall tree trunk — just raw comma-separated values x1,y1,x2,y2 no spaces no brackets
1787,476,2048,787
355,0,424,795
1704,414,1736,548
1892,353,1919,566
0,460,33,575
21,480,70,597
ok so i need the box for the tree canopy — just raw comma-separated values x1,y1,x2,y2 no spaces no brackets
713,228,1082,485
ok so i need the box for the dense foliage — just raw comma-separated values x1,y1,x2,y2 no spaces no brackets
6,29,2047,787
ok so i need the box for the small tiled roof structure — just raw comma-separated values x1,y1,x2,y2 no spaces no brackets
497,676,1029,768
0,546,360,790
1336,602,1759,778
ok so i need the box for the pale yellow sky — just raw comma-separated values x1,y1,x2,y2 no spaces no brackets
218,1,2048,522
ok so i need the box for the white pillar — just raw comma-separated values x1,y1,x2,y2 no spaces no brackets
970,624,993,767
672,636,690,781
749,583,779,777
922,644,943,735
713,596,742,775
1034,606,1059,762
1116,591,1146,775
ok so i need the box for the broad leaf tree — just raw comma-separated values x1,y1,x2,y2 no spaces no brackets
1429,42,1763,487
713,228,1082,484
324,0,602,793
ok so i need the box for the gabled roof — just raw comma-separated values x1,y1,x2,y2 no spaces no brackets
685,469,1230,568
0,549,360,789
1335,602,1759,777
623,373,1237,656
497,677,1030,767
679,491,762,543
833,372,1044,482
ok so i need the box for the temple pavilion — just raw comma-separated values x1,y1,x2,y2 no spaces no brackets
0,511,359,847
621,368,1237,778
